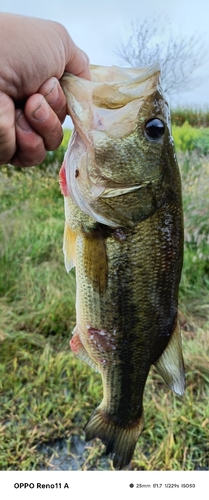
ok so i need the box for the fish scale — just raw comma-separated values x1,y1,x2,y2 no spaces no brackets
60,64,184,469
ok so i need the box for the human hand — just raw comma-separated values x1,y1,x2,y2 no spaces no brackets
0,13,91,166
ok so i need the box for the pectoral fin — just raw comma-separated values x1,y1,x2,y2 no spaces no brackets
70,326,100,373
154,320,185,396
63,222,77,272
101,184,143,198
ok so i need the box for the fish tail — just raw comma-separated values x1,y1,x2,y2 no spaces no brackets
84,407,144,469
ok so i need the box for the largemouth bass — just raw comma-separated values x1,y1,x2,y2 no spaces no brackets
60,64,185,469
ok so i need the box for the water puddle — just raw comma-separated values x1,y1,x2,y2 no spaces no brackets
39,435,112,471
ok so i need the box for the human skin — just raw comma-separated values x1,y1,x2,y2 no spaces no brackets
0,13,91,166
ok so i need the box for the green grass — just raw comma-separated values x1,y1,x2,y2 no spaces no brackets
171,107,209,127
178,152,209,317
0,133,208,471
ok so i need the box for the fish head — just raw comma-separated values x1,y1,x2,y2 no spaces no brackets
60,64,178,228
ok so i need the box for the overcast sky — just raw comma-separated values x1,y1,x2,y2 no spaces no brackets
1,0,209,108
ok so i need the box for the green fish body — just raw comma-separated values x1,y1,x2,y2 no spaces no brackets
60,64,184,469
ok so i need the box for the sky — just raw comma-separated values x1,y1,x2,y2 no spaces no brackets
1,0,209,108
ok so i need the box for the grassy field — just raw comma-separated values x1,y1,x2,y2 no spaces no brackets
0,129,209,471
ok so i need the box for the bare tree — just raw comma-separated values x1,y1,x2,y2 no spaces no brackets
115,19,208,97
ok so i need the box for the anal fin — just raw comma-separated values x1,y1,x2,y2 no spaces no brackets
154,320,185,396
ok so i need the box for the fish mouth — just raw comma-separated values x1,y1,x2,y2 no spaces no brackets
61,63,162,147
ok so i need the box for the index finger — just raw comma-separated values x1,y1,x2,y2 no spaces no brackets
38,77,67,124
0,92,16,164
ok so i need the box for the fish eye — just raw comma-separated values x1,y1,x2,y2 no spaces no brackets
144,118,165,140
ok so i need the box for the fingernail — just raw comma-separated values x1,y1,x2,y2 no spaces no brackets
33,98,50,121
17,112,32,131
